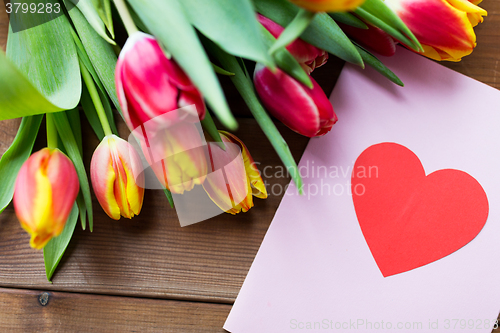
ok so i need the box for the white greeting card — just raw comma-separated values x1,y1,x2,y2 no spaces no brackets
224,48,500,333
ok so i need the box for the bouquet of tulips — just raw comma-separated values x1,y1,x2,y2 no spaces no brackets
0,0,487,280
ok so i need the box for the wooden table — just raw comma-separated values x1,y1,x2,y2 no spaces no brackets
1,4,499,332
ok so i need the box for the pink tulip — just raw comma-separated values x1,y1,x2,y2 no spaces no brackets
14,148,79,249
203,131,267,215
258,14,328,74
116,32,206,131
254,64,337,137
91,135,145,220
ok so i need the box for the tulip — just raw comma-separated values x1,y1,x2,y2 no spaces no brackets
288,0,366,12
254,64,337,137
115,32,206,131
384,0,487,61
258,14,328,74
139,119,208,195
203,132,267,215
91,135,145,220
338,22,397,57
13,148,79,249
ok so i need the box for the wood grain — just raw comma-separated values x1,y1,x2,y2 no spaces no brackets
0,7,6,52
0,287,230,332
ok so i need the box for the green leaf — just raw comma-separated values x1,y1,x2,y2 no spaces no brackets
52,112,93,231
163,189,174,208
180,0,274,68
200,110,224,145
43,203,79,282
259,25,312,88
330,12,368,29
253,0,363,67
212,63,235,76
127,0,238,130
66,108,83,156
355,0,422,52
68,14,119,135
76,192,87,230
81,83,106,140
67,3,122,114
0,115,43,214
90,0,115,38
62,107,88,229
269,8,315,55
0,52,62,120
206,41,303,193
70,0,116,44
354,43,404,86
3,7,81,120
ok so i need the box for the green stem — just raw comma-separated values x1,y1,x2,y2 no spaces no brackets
79,59,113,137
269,9,316,56
113,0,138,36
46,113,58,149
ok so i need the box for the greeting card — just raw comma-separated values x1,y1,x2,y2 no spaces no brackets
224,48,500,333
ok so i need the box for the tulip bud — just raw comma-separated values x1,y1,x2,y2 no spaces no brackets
115,32,206,131
254,64,337,137
13,148,79,249
338,22,397,57
384,0,487,61
91,135,145,220
258,14,328,74
203,132,267,215
288,0,365,12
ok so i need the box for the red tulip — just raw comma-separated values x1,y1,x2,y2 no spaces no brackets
254,64,337,137
116,32,206,131
91,135,145,220
14,148,79,249
258,14,328,74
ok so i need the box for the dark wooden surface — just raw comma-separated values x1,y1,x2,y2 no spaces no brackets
1,3,500,331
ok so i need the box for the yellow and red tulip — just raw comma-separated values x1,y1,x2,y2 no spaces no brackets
254,64,337,137
140,120,208,195
13,148,79,249
91,134,145,220
203,132,267,215
384,0,487,61
288,0,366,12
116,32,206,132
258,14,328,74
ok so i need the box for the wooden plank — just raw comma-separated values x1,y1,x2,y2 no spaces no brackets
0,118,309,303
0,287,230,332
0,9,6,52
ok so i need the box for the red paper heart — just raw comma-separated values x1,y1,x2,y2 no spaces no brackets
351,143,489,277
